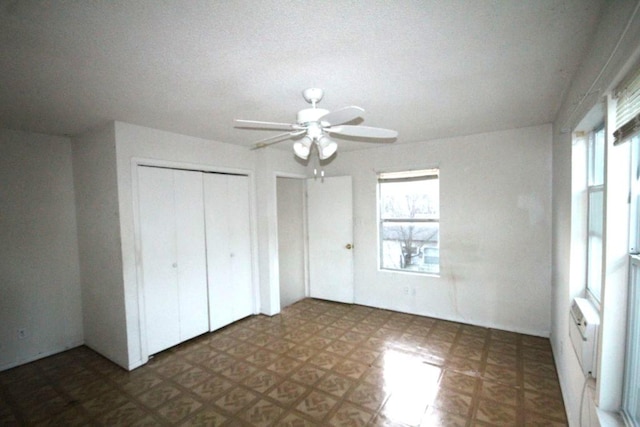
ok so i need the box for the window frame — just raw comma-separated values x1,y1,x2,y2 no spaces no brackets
377,168,440,275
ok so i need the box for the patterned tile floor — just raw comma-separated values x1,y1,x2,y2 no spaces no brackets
0,299,567,426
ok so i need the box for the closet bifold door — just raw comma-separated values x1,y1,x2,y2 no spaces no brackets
137,166,209,356
204,173,253,331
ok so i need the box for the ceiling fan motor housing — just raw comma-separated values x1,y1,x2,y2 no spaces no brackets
297,108,329,125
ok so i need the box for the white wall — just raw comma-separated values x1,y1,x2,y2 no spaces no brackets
326,124,552,336
551,0,640,424
277,177,306,308
0,129,83,371
72,123,130,368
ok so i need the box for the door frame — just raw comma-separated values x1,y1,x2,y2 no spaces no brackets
274,172,310,313
131,157,259,364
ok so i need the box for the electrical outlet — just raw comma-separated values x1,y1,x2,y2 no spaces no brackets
17,329,26,340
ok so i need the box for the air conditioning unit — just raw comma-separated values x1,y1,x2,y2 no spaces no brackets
569,297,600,378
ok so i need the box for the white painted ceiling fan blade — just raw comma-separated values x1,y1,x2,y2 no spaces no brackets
250,130,306,150
235,119,301,131
327,125,398,139
319,106,365,126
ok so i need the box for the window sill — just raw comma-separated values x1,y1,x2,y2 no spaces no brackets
596,408,625,427
379,268,440,278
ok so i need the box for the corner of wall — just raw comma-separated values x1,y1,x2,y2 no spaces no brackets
72,123,129,369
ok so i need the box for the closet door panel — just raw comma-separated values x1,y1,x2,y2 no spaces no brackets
138,167,180,355
227,175,253,318
173,170,209,342
204,173,253,331
203,173,235,331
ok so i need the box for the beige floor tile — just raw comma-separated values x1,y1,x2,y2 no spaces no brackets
214,385,259,414
267,380,309,405
346,381,389,411
432,387,474,417
295,390,338,422
180,406,227,426
240,398,285,426
136,382,182,408
440,370,479,396
329,401,375,426
473,398,519,425
478,380,519,406
95,401,151,426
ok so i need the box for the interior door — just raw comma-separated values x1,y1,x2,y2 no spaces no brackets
204,173,254,331
307,175,354,303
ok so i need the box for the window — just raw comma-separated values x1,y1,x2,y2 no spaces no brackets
616,64,640,426
378,169,439,274
623,134,640,427
586,125,605,304
631,137,640,254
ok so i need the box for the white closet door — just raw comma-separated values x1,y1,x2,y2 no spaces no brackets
139,167,180,355
204,173,253,331
138,167,209,355
173,170,209,342
227,175,253,318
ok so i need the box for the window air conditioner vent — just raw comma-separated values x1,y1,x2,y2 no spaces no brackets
569,297,600,378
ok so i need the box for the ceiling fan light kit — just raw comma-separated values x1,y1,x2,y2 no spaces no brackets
235,88,398,161
293,138,312,159
317,136,337,160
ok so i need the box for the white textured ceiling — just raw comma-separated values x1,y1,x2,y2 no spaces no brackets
0,1,603,151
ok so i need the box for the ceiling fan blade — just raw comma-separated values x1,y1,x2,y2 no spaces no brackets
319,106,365,126
250,130,306,150
235,119,301,131
327,125,398,139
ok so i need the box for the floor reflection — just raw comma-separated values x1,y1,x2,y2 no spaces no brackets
381,350,442,425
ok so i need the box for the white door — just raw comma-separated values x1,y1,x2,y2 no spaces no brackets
307,176,354,303
173,170,209,342
204,173,254,331
138,167,209,355
138,166,179,355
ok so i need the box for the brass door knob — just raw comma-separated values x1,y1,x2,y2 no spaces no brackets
345,243,353,250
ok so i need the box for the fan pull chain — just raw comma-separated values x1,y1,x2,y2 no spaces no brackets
312,144,325,182
313,167,325,182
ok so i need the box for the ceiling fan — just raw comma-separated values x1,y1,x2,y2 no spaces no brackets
234,88,398,160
